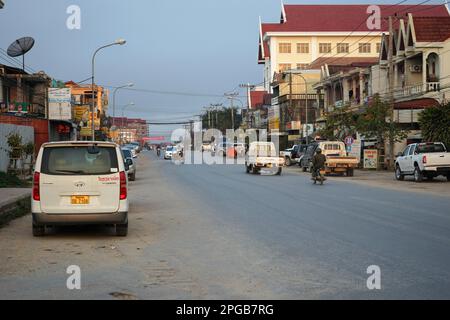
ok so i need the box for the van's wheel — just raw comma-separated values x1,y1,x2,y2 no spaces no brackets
252,166,259,174
346,168,354,177
245,164,250,174
130,172,136,181
276,168,282,175
395,165,404,181
116,222,128,237
414,166,423,182
32,224,45,237
285,157,291,166
302,165,307,172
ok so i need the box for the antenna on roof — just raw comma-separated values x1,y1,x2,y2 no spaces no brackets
7,37,35,72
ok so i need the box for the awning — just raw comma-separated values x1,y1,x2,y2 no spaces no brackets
394,98,439,110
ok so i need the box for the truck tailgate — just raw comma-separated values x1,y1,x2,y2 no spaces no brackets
424,153,450,167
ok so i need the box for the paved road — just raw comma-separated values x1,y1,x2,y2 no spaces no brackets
1,151,450,299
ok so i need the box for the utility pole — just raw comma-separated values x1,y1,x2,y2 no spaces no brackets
387,16,395,171
210,103,223,129
225,92,239,130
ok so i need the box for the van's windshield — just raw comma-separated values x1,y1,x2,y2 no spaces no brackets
41,146,119,175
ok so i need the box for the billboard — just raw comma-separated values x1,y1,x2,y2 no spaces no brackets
48,88,71,120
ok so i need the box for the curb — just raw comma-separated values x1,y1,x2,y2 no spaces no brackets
0,194,31,228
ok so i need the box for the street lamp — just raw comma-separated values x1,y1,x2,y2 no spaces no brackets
112,82,134,128
286,70,309,145
91,38,126,141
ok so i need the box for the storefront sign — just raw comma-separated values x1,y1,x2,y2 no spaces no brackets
364,149,378,169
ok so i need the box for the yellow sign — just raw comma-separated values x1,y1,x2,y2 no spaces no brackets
269,119,280,130
74,106,90,122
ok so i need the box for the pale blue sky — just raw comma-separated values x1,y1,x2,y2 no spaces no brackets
0,0,444,136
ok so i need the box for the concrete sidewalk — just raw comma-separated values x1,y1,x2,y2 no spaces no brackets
0,188,31,226
285,166,450,197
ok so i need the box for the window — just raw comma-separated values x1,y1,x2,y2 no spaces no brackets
408,146,415,156
337,43,349,54
319,43,332,54
324,144,342,151
42,146,119,176
296,63,308,70
417,143,446,153
376,43,381,53
359,43,371,53
279,43,291,54
402,146,410,156
279,64,291,72
297,43,309,54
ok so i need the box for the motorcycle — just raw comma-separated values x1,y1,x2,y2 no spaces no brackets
156,148,161,157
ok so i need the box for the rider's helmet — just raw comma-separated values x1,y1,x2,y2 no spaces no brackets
316,148,322,154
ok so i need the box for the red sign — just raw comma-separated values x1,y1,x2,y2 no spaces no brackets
345,136,354,146
143,136,165,141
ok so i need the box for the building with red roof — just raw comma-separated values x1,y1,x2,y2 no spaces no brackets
258,3,450,93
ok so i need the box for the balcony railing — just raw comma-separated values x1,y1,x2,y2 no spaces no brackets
393,82,440,100
427,82,440,92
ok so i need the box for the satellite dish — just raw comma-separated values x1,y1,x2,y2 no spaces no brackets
7,37,35,71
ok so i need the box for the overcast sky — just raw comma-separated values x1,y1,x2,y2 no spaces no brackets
0,0,443,137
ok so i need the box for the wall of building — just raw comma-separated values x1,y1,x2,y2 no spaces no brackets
0,123,34,172
269,35,382,74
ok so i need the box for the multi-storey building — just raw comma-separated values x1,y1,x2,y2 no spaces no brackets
258,3,450,92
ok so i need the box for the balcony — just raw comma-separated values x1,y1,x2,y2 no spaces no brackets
394,82,440,100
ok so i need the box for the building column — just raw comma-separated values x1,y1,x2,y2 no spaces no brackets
359,73,364,106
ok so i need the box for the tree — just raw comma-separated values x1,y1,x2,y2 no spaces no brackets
419,102,450,150
318,104,358,140
357,94,408,169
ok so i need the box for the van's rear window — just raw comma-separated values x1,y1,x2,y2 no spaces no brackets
41,146,118,175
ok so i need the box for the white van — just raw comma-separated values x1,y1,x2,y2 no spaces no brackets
32,141,129,237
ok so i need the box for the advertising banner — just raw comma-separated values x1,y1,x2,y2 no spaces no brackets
48,88,72,120
363,149,378,169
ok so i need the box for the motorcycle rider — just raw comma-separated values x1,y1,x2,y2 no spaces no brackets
156,145,161,157
311,148,326,180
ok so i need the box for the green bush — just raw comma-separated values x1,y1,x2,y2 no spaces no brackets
0,172,30,188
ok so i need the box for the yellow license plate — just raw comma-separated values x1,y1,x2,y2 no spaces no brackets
71,196,90,205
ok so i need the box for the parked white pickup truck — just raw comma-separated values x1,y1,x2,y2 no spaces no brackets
245,142,285,175
395,142,450,182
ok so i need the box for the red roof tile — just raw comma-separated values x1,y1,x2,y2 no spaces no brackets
259,4,450,61
413,16,450,42
309,57,379,70
281,5,449,32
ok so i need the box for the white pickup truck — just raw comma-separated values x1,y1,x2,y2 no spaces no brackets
395,142,450,182
245,142,285,175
